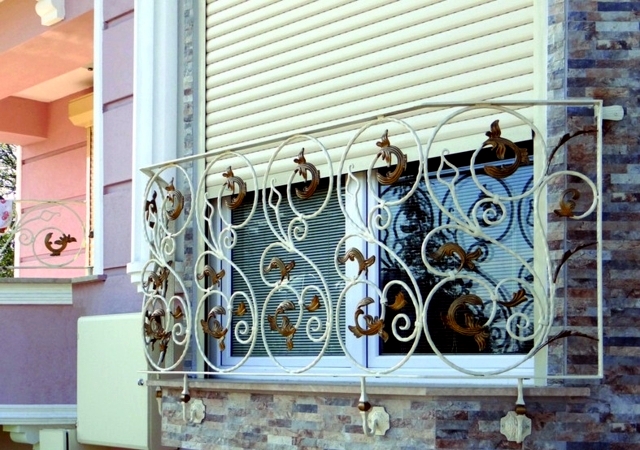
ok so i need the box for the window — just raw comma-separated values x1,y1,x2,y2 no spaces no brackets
192,0,541,377
377,152,534,357
143,2,604,380
201,134,536,378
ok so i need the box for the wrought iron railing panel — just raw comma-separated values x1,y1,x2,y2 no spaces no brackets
140,101,603,381
0,199,90,278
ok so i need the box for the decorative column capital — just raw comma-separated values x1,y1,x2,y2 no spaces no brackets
35,0,65,26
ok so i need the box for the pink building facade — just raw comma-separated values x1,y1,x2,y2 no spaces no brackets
0,0,142,448
0,1,639,450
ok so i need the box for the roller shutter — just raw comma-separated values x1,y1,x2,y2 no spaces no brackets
204,0,537,185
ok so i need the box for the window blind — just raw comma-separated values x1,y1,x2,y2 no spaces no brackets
227,181,345,357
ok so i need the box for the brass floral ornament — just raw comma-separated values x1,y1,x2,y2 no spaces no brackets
349,297,388,342
235,301,247,317
201,305,228,351
144,308,172,363
338,248,375,277
554,188,580,218
223,166,246,210
197,265,226,287
431,243,482,272
164,178,184,221
375,130,407,185
443,294,490,351
145,191,158,228
482,120,530,179
387,291,407,311
293,148,320,200
263,257,296,283
267,300,297,350
500,288,528,308
171,305,184,320
143,262,173,295
305,295,321,312
44,232,76,256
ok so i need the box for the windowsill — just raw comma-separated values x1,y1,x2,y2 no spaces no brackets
0,274,106,305
0,404,77,426
147,378,591,399
72,274,108,285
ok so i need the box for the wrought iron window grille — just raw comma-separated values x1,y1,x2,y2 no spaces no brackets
0,199,91,278
140,101,604,385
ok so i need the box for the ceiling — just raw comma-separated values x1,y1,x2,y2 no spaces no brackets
15,66,94,103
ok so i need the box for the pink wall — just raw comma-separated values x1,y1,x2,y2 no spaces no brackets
0,0,139,406
18,89,90,278
0,97,48,145
0,0,92,54
0,11,93,102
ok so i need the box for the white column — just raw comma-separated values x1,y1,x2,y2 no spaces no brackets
128,0,179,289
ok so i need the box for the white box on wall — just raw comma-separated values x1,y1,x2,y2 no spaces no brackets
77,313,167,450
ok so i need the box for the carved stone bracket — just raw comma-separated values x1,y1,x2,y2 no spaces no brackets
500,379,532,443
189,399,205,424
35,0,65,26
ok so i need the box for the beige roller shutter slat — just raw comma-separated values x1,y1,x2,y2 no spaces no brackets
207,26,533,117
206,57,533,145
204,0,537,182
205,1,531,85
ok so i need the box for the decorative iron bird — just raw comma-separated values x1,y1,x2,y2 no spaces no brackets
44,232,77,256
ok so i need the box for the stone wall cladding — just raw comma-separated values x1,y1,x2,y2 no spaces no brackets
162,0,640,448
181,0,197,373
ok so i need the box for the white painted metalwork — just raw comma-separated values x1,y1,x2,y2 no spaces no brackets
140,100,603,382
0,199,90,276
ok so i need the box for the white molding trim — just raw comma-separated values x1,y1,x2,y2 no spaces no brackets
0,404,76,426
35,0,65,26
129,0,179,288
0,281,71,305
92,0,104,276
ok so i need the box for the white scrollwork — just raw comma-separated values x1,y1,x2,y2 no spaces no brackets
140,101,602,382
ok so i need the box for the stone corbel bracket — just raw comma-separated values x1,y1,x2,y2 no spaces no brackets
35,0,65,26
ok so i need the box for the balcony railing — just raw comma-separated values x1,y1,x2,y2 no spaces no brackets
0,199,90,278
139,101,603,384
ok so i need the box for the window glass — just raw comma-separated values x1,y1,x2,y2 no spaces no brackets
378,147,534,355
227,180,345,357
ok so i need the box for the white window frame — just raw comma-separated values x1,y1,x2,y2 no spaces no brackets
128,0,180,288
